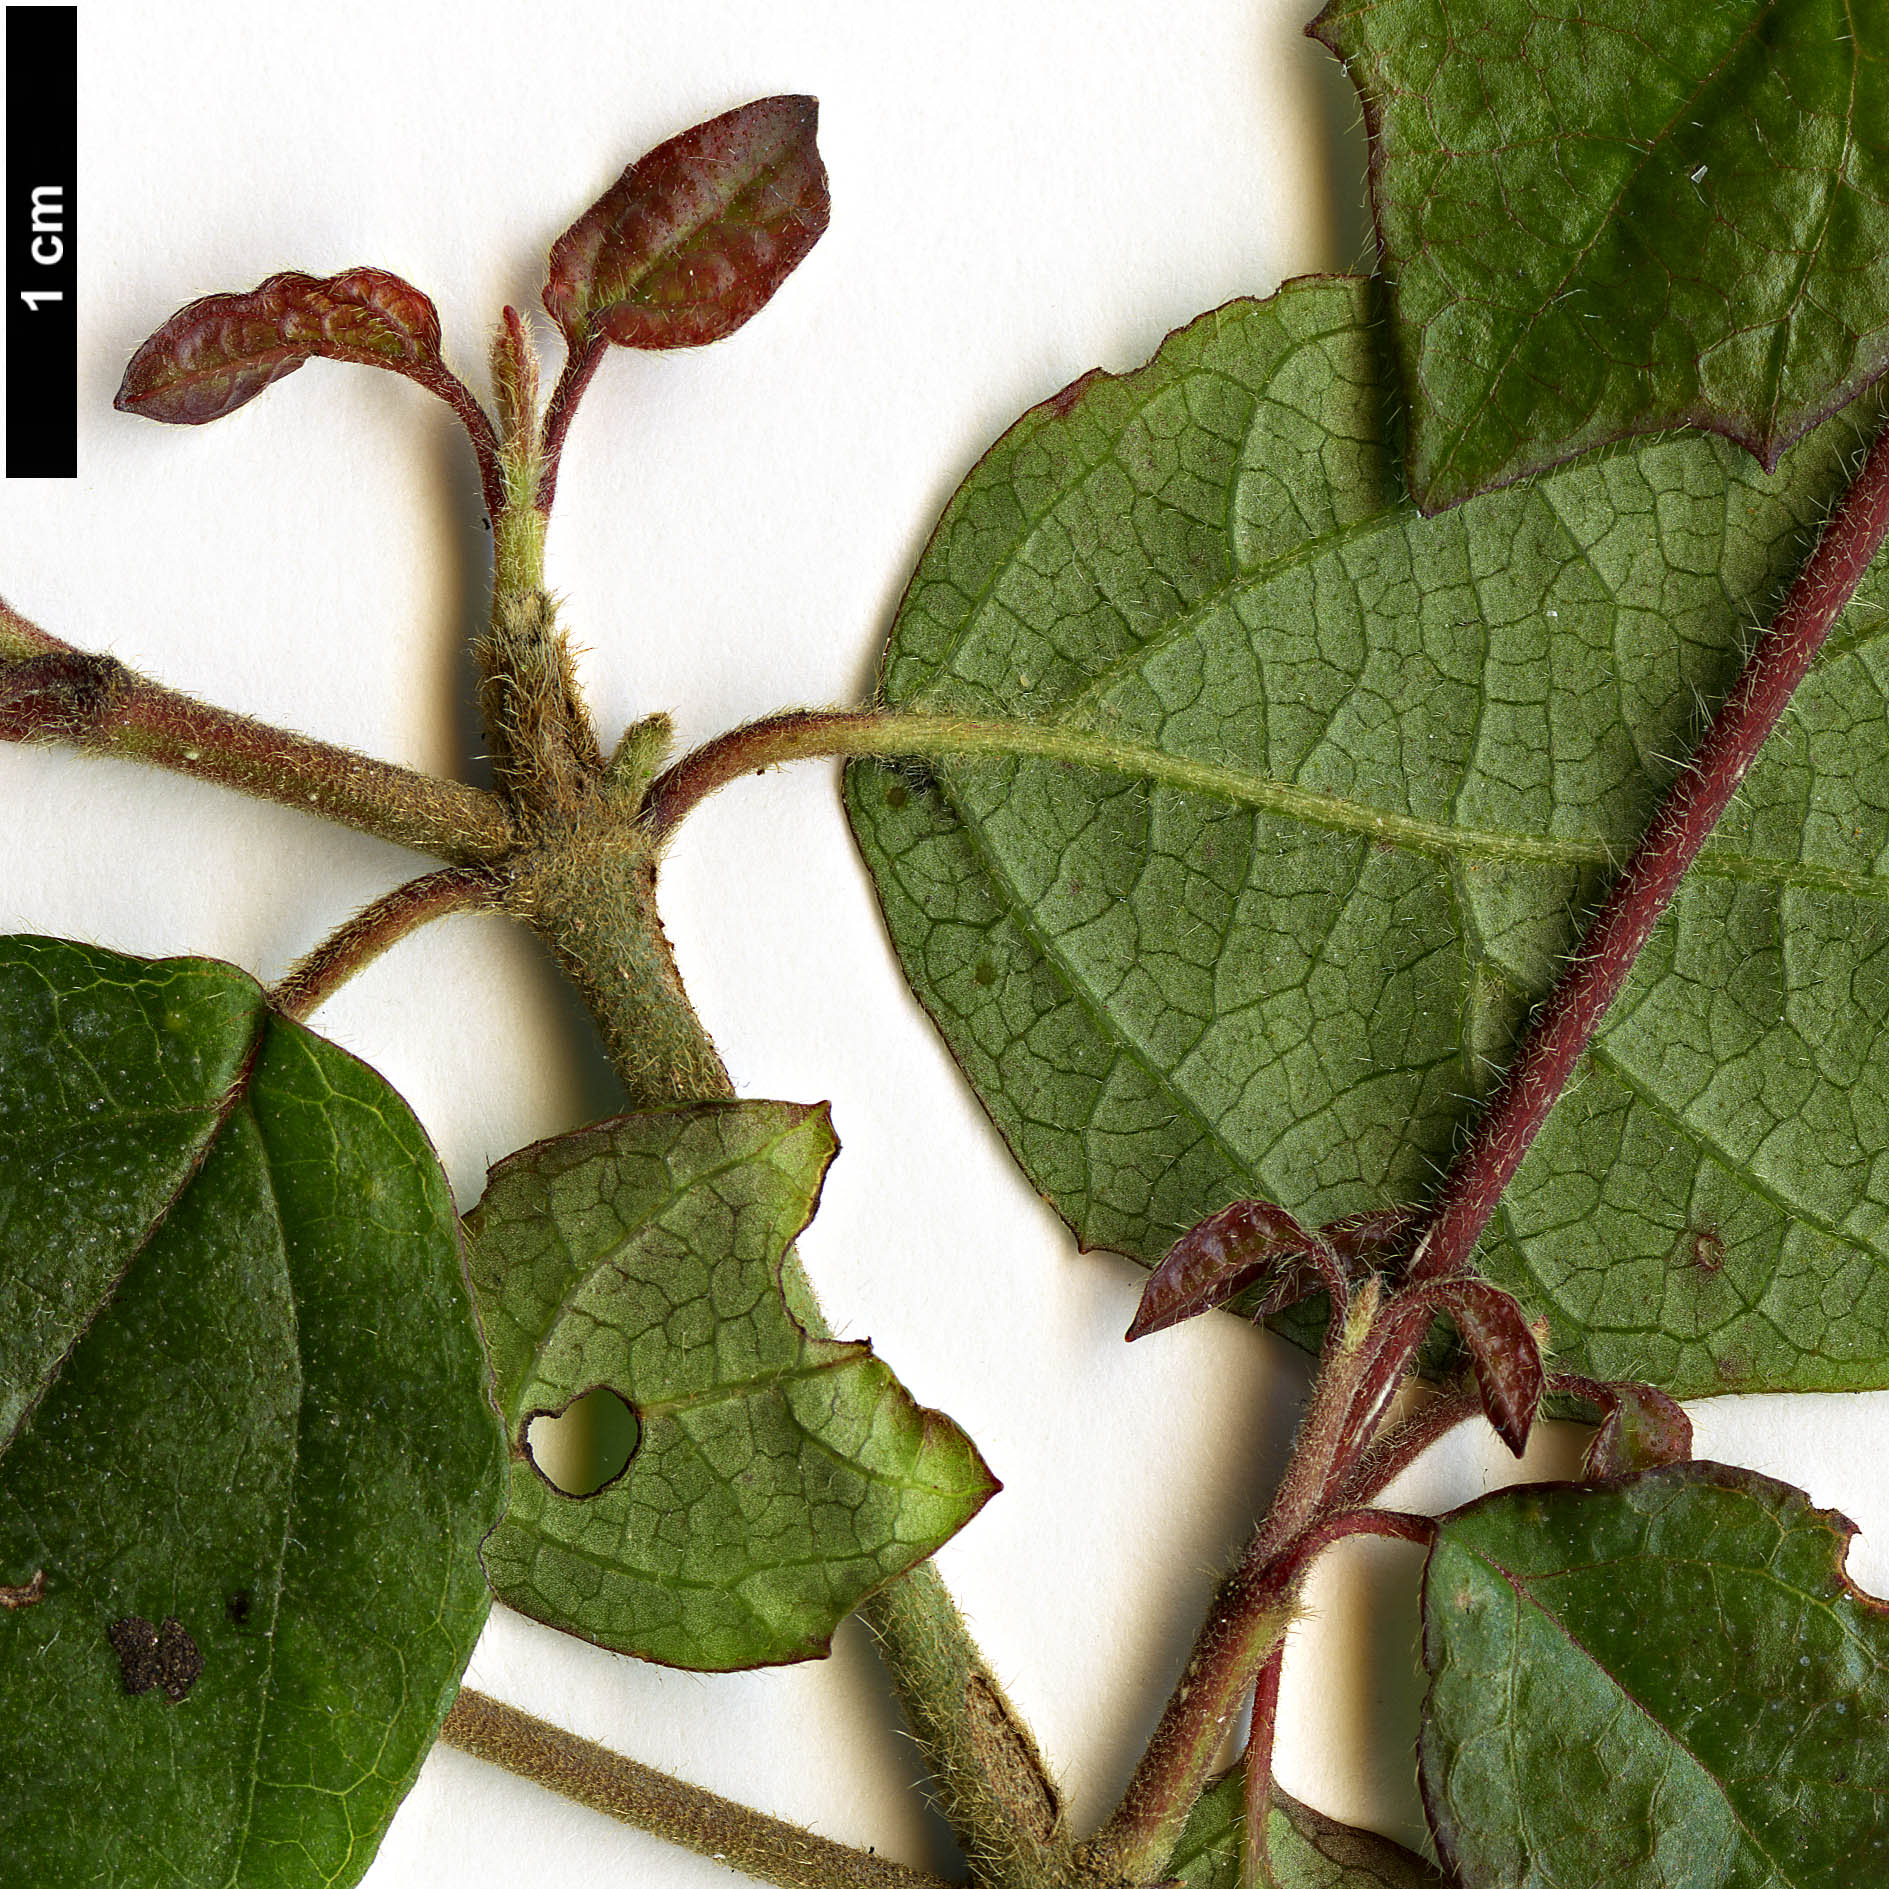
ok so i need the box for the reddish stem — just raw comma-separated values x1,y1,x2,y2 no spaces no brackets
1240,1650,1285,1889
409,360,505,521
1337,1387,1482,1509
1091,414,1889,1885
270,863,508,1020
1087,1504,1431,1882
536,332,606,512
1410,417,1889,1287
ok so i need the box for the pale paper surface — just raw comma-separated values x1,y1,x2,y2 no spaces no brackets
2,3,1881,1882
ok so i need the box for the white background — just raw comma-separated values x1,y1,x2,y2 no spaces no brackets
4,3,1886,1883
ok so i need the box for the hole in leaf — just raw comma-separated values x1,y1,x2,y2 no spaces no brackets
524,1386,641,1497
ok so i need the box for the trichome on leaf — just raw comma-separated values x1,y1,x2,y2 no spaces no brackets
9,18,1889,1889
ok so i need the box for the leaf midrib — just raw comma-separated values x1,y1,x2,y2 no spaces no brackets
915,724,1889,904
1463,1539,1800,1885
223,1078,299,1889
505,1112,825,1423
0,992,273,1458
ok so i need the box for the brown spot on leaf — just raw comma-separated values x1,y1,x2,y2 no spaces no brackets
226,1590,252,1627
1043,367,1107,419
973,960,998,987
108,1615,203,1702
1715,1350,1751,1386
0,1568,46,1609
1672,1223,1726,1273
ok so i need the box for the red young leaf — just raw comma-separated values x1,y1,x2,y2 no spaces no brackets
1320,1205,1419,1272
115,267,445,425
544,95,829,352
1582,1381,1694,1479
1128,1200,1319,1341
1436,1280,1544,1459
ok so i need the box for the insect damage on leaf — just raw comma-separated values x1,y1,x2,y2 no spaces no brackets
106,1615,202,1703
0,1569,45,1610
522,1384,643,1499
463,1100,996,1670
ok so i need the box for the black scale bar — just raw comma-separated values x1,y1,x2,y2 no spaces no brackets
5,5,76,478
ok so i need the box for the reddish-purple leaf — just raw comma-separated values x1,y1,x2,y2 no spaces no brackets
544,95,829,353
1583,1381,1694,1479
1128,1200,1318,1341
1320,1205,1418,1272
115,267,445,425
1436,1281,1544,1459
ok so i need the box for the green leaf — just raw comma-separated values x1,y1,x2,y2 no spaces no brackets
0,936,504,1888
1421,1463,1889,1888
845,274,1889,1399
1310,0,1889,512
1172,1765,1448,1889
462,1100,997,1671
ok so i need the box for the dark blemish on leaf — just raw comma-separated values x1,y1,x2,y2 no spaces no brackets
108,1615,203,1701
885,757,937,799
1043,367,1105,420
884,783,909,810
1715,1350,1750,1386
1691,1227,1726,1273
225,1590,252,1627
973,960,998,987
0,1568,46,1609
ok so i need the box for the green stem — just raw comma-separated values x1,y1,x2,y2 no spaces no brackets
466,324,1065,1881
643,707,1612,877
0,610,513,864
441,1689,958,1889
857,1564,1072,1889
528,780,1071,1881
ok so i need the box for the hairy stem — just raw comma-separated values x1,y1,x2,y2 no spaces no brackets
0,610,513,864
1239,1652,1284,1889
270,863,507,1020
1087,417,1889,1888
407,358,506,522
859,1563,1073,1889
1081,1311,1376,1888
1407,415,1889,1287
536,332,606,512
532,792,1069,1883
1084,1497,1431,1884
441,1689,957,1889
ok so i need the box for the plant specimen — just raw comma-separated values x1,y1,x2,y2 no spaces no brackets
7,5,1889,1889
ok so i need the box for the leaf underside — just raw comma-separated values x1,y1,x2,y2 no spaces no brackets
1421,1463,1889,1887
0,938,504,1888
846,273,1889,1400
543,94,829,352
114,267,445,424
1312,0,1889,512
463,1101,997,1672
1172,1765,1447,1889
